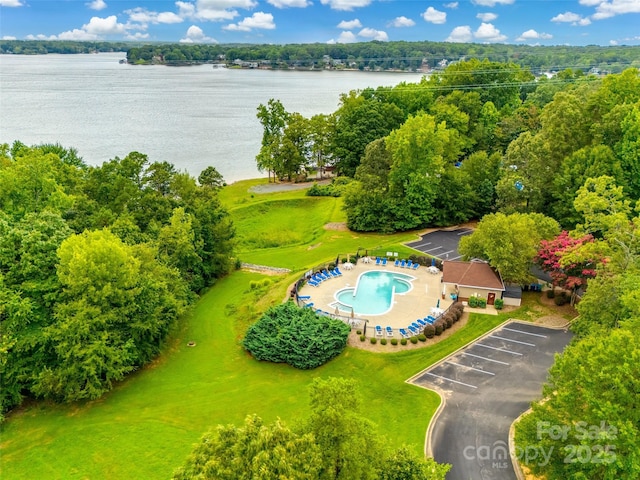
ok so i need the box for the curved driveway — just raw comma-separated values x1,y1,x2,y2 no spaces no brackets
409,321,572,480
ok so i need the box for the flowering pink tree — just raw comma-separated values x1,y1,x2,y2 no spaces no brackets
536,231,601,294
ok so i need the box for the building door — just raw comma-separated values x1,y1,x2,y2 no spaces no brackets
487,293,496,305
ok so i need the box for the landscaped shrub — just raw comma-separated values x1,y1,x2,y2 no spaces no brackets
478,298,487,308
410,336,418,344
243,302,350,369
401,338,408,345
370,337,377,344
444,316,453,329
554,293,568,306
434,321,444,336
546,289,556,299
356,330,362,335
468,296,479,308
360,334,366,342
380,338,387,345
418,334,427,342
423,324,435,338
494,298,504,310
390,338,398,345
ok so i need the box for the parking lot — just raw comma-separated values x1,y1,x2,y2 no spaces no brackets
406,228,473,261
409,321,573,480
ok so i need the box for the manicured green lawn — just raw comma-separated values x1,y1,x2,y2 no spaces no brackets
0,180,512,479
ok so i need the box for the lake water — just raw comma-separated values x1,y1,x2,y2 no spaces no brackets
0,53,424,183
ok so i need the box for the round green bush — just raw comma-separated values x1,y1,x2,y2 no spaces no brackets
547,289,556,299
434,321,444,336
380,338,387,345
410,336,418,344
370,337,377,344
494,298,504,310
356,329,362,335
400,338,408,345
359,334,366,342
418,334,427,342
554,295,567,306
390,338,398,345
445,316,453,329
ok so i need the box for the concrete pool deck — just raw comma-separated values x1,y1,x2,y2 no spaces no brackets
298,259,461,333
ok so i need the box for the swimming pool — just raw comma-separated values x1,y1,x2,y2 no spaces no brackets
334,270,414,316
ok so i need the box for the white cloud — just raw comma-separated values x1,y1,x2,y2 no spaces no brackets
358,27,388,41
57,29,100,41
446,25,472,42
2,35,17,40
516,29,553,41
474,22,507,42
26,34,54,40
83,15,126,35
579,0,602,5
180,25,217,42
610,39,618,45
127,7,184,25
471,0,514,6
224,12,275,31
0,0,24,6
476,12,497,21
177,0,257,22
551,11,591,25
337,31,358,42
592,0,640,20
86,0,107,10
320,0,372,11
267,0,311,7
444,2,458,8
126,32,150,40
390,16,415,27
422,6,447,24
337,19,362,29
157,12,184,23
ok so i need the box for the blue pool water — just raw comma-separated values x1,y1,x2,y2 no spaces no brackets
335,270,414,316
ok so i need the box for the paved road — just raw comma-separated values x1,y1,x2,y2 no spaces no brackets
410,321,573,480
406,228,473,261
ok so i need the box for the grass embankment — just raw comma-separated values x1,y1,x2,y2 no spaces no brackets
1,179,515,479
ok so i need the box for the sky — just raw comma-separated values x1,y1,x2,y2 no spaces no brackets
1,0,639,46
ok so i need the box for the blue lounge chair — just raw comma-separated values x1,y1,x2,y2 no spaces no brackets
304,302,315,308
407,260,413,268
408,325,419,336
329,269,339,278
400,259,406,268
399,328,410,338
375,257,381,265
416,319,427,328
386,326,394,337
334,267,342,276
382,257,388,266
394,259,400,267
307,280,319,287
426,315,436,323
297,295,311,300
375,325,383,337
412,262,420,270
319,271,330,280
411,322,422,332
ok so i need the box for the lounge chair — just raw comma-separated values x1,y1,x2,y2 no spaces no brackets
297,295,311,300
411,321,422,332
307,280,319,287
381,257,388,266
313,274,325,283
408,325,420,336
375,257,381,265
424,316,435,324
394,259,400,267
399,328,410,338
386,326,394,337
303,302,315,308
400,259,406,268
319,271,330,280
375,325,383,337
412,262,420,270
333,267,342,276
416,319,427,328
407,260,413,268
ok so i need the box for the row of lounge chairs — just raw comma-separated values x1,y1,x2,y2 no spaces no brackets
306,268,343,287
375,325,395,337
399,316,438,338
374,257,421,270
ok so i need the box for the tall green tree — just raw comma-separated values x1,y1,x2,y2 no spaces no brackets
256,99,289,182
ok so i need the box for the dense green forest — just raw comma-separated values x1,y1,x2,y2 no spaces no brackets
0,145,235,419
0,40,132,55
123,41,640,72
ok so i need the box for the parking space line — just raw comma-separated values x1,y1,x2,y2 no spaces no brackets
424,372,477,389
457,230,472,235
411,241,432,248
491,335,536,347
439,249,454,256
424,246,443,252
503,327,548,338
476,344,523,355
461,352,510,365
445,361,495,375
449,255,462,260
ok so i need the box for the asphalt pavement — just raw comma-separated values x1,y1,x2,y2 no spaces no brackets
409,321,573,480
406,228,473,261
